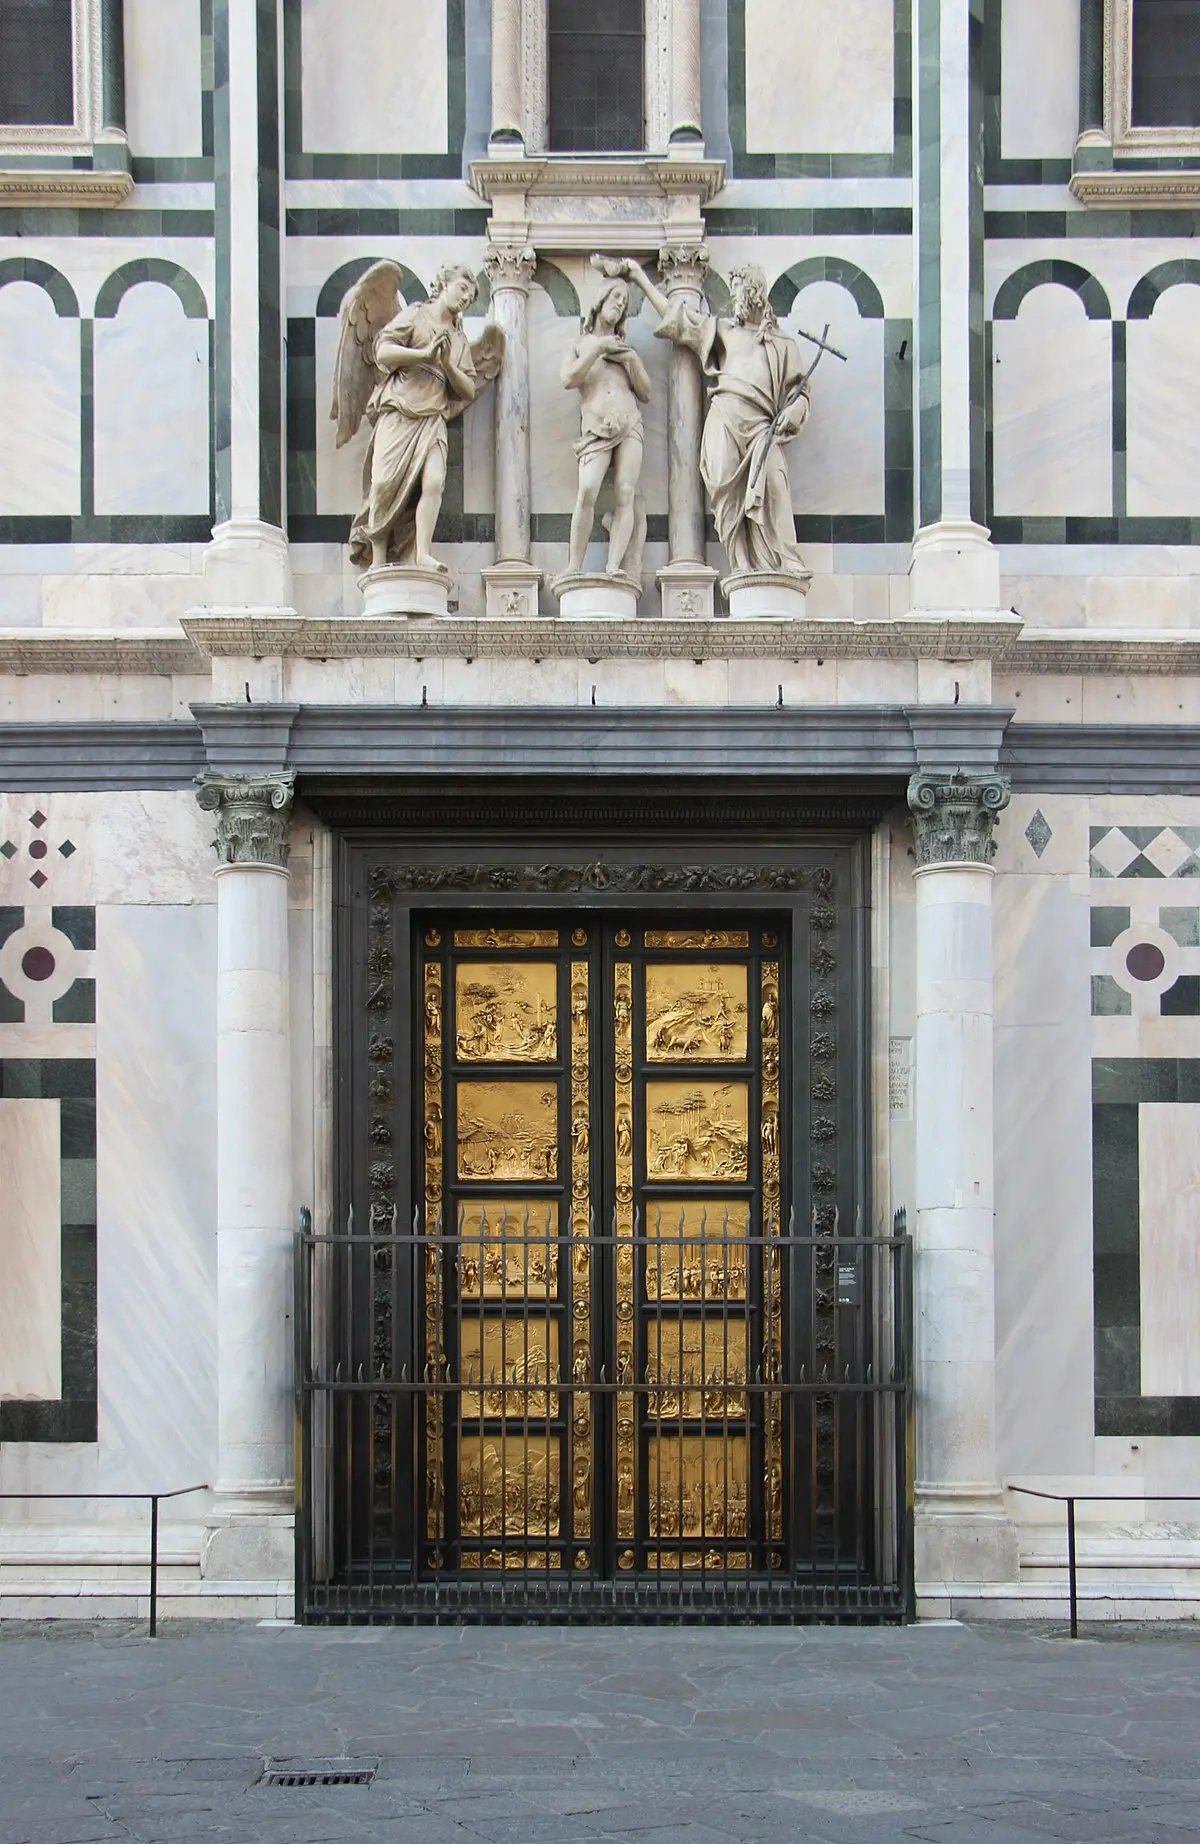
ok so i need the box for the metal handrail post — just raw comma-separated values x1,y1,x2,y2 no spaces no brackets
149,1495,160,1638
1067,1497,1078,1639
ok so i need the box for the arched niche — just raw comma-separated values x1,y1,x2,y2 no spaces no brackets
94,274,210,516
0,276,81,517
991,278,1111,518
1126,269,1200,518
778,278,886,518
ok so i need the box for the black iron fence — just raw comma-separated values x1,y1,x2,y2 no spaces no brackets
294,1207,913,1624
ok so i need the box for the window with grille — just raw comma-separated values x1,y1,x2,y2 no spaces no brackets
1132,0,1200,126
548,0,645,153
0,0,74,127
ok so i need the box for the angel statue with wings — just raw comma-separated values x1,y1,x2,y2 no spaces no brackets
331,260,504,574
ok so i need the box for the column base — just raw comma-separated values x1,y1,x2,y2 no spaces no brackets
201,1491,294,1583
909,520,1001,611
484,560,543,620
551,569,641,619
722,568,811,619
358,563,451,619
657,560,718,620
203,519,294,609
915,1487,1020,1585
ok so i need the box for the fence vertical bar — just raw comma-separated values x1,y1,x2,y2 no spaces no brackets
149,1495,160,1638
1067,1496,1078,1638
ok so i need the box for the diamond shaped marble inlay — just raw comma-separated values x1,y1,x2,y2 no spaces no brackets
29,871,47,889
28,811,46,829
58,840,76,859
0,842,14,860
1143,829,1193,878
1090,828,1140,878
1025,810,1052,859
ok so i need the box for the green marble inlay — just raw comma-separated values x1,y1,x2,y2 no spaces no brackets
1091,906,1131,947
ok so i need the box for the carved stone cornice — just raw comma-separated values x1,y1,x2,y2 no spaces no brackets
907,772,1011,868
469,156,725,202
0,169,134,207
484,244,537,292
1070,169,1200,208
196,773,296,868
658,243,709,294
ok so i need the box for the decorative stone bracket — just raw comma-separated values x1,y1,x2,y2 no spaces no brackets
196,773,296,868
907,771,1011,867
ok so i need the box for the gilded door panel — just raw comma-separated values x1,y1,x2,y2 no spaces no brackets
456,1080,559,1180
461,1318,560,1417
644,1201,750,1302
647,1434,750,1539
459,1433,562,1542
646,1080,750,1181
457,1200,559,1298
645,963,748,1061
646,1322,748,1418
455,962,559,1061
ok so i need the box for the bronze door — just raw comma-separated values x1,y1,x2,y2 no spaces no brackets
418,918,787,1578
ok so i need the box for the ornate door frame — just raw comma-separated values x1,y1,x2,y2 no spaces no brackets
323,802,878,1584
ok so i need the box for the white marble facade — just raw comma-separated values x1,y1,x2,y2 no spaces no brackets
1,0,1200,1619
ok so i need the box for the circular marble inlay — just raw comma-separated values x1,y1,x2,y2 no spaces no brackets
28,840,48,860
1126,942,1166,982
21,945,56,982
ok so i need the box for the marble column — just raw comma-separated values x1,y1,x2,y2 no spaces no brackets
490,0,525,148
669,0,703,144
656,244,718,619
195,773,296,1581
483,244,542,619
908,772,1019,1586
909,0,998,611
203,0,293,610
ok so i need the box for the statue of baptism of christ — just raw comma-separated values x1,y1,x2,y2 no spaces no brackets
597,255,821,580
559,272,651,582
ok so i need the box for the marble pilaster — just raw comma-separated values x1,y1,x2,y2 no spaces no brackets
484,244,542,619
204,0,292,612
910,0,998,612
195,773,295,1580
656,243,718,620
908,771,1019,1586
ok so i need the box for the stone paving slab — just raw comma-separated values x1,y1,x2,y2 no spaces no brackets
0,1621,1196,1844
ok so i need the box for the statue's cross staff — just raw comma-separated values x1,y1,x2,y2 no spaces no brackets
748,321,847,493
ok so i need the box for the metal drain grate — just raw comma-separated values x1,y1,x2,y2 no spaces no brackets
260,1761,377,1788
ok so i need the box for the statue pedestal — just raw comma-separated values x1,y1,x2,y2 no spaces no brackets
358,563,450,619
551,570,641,620
722,569,812,620
483,560,543,620
656,561,718,620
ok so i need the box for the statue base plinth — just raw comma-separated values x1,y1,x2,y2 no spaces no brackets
551,570,641,620
483,560,543,620
722,568,812,620
656,561,718,620
358,563,450,619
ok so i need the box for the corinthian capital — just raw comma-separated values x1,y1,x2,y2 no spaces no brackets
658,243,709,294
484,244,537,293
196,773,295,868
907,772,1011,868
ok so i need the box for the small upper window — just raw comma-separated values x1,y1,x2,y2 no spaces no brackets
1131,0,1200,126
548,0,645,153
0,0,74,127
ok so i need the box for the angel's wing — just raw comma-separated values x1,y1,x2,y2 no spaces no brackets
469,322,506,385
330,261,404,448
